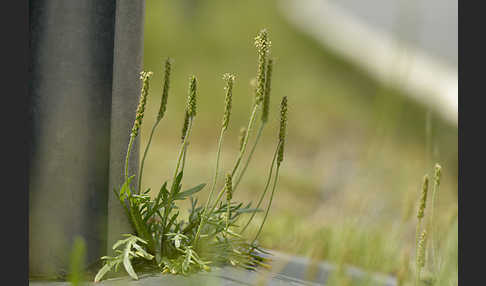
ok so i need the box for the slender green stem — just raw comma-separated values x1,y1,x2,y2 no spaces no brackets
415,219,422,286
231,104,259,177
161,118,193,255
123,133,156,251
233,123,265,192
207,129,226,209
226,200,230,230
181,142,188,171
251,166,280,247
241,143,278,233
138,120,160,193
214,104,259,204
194,104,259,244
171,119,193,190
429,180,439,270
124,135,136,183
194,129,225,241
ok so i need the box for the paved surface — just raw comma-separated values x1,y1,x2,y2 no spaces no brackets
30,252,397,286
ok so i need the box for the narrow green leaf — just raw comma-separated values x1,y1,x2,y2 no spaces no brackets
112,237,131,250
123,243,138,280
235,208,263,213
143,182,168,222
171,171,184,196
167,211,179,230
131,235,148,245
132,243,154,260
94,262,114,283
119,175,136,201
174,183,206,200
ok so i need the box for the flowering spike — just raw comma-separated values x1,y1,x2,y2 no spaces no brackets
417,230,427,268
277,96,287,166
187,75,197,118
254,29,271,58
417,175,429,219
225,173,233,201
181,111,189,142
157,58,172,121
254,29,271,105
261,58,274,123
131,71,153,137
434,163,442,187
222,73,236,130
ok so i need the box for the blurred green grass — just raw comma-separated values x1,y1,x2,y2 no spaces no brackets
141,0,457,282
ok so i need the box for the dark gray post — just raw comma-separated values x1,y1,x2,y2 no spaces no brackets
107,0,145,257
29,0,144,277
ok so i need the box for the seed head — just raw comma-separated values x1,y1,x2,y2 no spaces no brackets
434,163,442,188
225,173,233,201
254,29,271,57
238,127,246,151
131,71,153,137
187,75,197,118
417,175,429,219
261,58,274,123
181,111,189,142
277,96,288,167
157,58,172,121
417,230,427,268
254,29,271,105
222,73,236,131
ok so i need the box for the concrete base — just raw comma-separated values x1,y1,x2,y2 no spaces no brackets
29,252,397,286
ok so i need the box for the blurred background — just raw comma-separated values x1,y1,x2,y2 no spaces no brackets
140,0,457,283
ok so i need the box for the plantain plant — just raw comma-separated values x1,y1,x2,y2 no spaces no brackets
95,28,288,282
413,163,444,286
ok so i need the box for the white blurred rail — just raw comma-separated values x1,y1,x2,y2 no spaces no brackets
279,0,458,125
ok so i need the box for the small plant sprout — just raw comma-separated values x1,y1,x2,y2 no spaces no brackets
95,29,285,282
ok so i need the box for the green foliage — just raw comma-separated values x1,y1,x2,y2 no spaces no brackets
94,235,154,282
95,29,285,282
68,237,86,286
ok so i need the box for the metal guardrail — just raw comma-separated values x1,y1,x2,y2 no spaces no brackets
279,0,458,125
